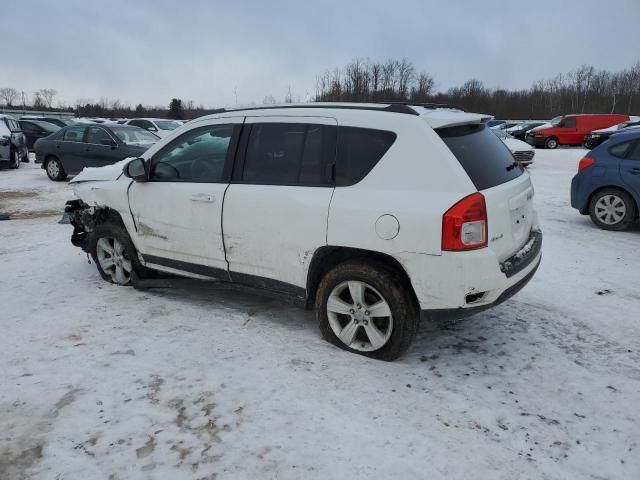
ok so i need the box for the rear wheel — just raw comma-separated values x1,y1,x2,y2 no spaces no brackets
545,137,559,149
316,260,418,361
589,188,636,231
45,156,67,181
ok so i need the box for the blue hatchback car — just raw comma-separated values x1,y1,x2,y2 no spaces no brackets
571,129,640,230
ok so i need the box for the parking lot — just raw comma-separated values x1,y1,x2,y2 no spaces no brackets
1,150,639,479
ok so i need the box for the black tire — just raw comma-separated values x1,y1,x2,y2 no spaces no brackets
45,156,67,181
316,260,419,361
545,137,559,149
9,149,20,169
21,153,29,163
89,220,153,285
589,188,636,231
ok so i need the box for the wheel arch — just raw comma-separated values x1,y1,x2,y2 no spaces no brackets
305,245,419,309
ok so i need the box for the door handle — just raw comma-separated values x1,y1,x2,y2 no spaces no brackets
630,168,640,175
190,194,216,203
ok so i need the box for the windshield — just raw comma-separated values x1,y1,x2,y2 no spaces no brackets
112,127,159,145
155,120,182,131
549,116,563,126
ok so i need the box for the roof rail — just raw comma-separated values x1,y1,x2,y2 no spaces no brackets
210,103,419,116
379,101,452,109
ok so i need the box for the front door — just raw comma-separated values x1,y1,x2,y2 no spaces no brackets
127,117,243,276
84,126,122,168
223,116,337,292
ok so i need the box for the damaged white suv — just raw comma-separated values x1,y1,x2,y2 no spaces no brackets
64,103,542,360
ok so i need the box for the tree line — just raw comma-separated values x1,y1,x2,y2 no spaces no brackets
315,58,640,119
2,58,640,120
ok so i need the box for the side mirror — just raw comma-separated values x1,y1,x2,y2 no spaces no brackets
148,126,158,132
100,139,117,148
123,158,148,181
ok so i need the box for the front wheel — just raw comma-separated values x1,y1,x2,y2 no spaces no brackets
316,261,418,361
589,188,636,231
90,221,150,285
545,137,559,149
45,156,67,181
9,149,20,169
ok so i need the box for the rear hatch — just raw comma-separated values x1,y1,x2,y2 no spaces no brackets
436,123,535,262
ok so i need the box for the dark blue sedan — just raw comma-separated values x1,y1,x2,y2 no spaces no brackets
571,129,640,230
34,124,160,181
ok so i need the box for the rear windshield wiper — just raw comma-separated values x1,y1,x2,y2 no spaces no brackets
506,161,519,171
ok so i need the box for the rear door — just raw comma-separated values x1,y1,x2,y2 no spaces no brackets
223,116,337,291
57,126,87,174
438,123,535,262
620,140,640,199
127,117,242,273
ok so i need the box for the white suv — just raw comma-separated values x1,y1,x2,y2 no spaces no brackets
64,103,542,360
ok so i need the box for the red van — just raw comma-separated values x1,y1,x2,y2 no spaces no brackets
525,114,630,149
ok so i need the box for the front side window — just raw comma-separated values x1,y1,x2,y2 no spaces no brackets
63,126,85,142
242,123,335,186
562,118,576,128
151,124,237,182
335,126,396,186
86,127,113,145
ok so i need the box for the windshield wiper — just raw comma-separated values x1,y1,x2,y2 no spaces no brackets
506,161,519,171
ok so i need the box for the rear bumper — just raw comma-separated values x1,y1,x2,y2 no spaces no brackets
426,257,540,322
400,229,542,316
570,173,589,213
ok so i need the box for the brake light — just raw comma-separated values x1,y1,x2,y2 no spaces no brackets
442,192,488,251
578,156,595,172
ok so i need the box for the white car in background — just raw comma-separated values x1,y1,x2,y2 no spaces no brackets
123,118,183,138
493,128,535,165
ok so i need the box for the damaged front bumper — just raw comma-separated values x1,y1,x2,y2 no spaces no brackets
60,199,105,252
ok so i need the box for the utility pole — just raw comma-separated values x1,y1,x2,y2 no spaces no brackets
21,91,26,113
234,87,238,106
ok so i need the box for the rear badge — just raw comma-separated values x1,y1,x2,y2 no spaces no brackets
490,233,504,243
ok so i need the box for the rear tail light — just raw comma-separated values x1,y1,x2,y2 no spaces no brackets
442,192,488,251
578,156,595,172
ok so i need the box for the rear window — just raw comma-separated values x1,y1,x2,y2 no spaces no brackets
437,123,523,190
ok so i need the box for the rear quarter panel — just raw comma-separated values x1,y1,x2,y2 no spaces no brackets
327,113,475,257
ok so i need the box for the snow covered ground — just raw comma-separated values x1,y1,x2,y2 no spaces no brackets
1,151,639,480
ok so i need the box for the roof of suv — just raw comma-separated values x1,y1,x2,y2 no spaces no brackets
197,102,491,129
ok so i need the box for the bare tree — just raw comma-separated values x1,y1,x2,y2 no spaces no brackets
0,87,18,106
262,95,276,104
35,88,57,108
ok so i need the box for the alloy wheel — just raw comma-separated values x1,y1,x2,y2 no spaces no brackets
96,237,132,285
326,280,393,352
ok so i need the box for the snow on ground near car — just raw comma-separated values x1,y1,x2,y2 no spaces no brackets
1,152,639,480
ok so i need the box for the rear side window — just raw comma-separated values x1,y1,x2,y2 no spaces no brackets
608,141,633,158
242,123,335,186
437,123,523,190
335,127,396,186
63,126,85,142
624,141,640,160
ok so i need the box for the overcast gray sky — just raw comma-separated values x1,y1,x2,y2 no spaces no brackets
4,0,640,108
